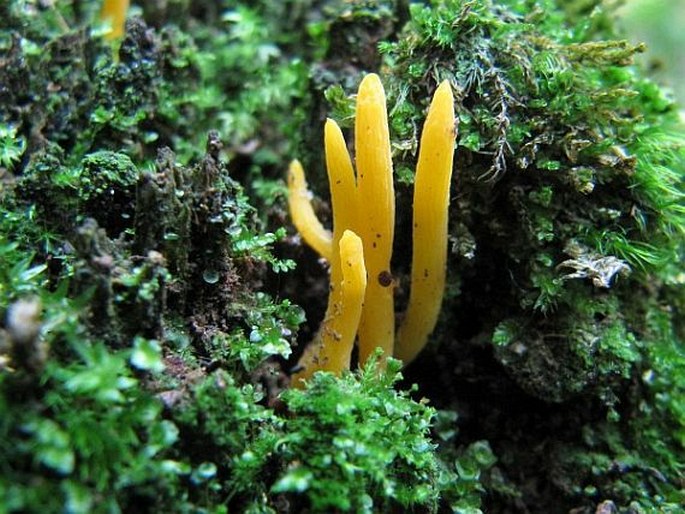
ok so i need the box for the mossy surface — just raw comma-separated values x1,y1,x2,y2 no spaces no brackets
1,0,683,513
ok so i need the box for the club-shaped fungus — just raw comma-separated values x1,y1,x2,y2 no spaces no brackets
354,74,396,367
395,80,456,363
291,230,367,386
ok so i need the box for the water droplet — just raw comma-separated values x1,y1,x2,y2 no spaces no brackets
203,269,219,284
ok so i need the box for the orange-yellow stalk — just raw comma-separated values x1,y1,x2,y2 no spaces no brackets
100,0,130,40
287,159,333,261
395,80,456,364
292,230,367,386
355,73,395,367
325,118,359,288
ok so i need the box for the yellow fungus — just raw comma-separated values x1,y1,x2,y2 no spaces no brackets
354,73,396,367
100,0,130,41
292,230,367,386
395,80,456,364
287,159,333,261
325,118,359,289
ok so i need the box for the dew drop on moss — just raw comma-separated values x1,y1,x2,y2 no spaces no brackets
203,269,219,284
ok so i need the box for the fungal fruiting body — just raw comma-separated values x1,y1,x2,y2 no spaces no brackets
395,81,456,364
354,74,396,367
287,160,333,261
291,230,367,386
287,74,455,380
325,118,360,287
100,0,130,40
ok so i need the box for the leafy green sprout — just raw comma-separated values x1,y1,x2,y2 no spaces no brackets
0,123,26,171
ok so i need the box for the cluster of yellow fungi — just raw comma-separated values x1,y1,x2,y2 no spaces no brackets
288,74,456,386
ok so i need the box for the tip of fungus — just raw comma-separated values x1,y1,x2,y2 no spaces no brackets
432,80,454,116
357,73,386,105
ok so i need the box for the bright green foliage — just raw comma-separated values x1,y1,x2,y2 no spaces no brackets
0,245,46,310
227,203,296,273
173,369,283,509
0,204,60,310
438,440,497,513
191,6,308,147
218,293,304,372
273,355,493,513
0,123,25,171
0,275,186,513
276,358,440,512
164,3,310,206
171,356,492,513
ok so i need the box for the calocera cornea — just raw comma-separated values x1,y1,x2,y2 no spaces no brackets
100,0,130,40
291,230,367,386
287,160,333,261
395,80,456,364
325,118,359,282
287,73,456,380
354,74,396,368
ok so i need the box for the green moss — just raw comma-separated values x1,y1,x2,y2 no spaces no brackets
0,281,186,513
272,355,494,513
173,369,283,508
275,357,440,512
220,293,304,373
372,0,681,384
169,355,494,513
20,150,141,235
370,0,684,510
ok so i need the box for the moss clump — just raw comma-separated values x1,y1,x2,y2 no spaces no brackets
1,3,308,171
173,356,493,513
19,149,139,237
274,357,454,512
0,278,183,513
